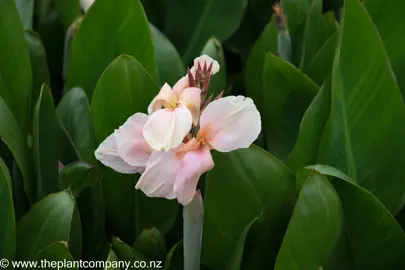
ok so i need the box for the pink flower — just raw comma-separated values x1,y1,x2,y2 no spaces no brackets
95,113,152,174
135,96,261,205
94,55,261,206
143,83,201,152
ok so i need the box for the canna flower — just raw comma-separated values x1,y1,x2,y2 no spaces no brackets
94,54,261,206
143,55,220,152
136,96,261,205
143,83,201,152
95,113,152,174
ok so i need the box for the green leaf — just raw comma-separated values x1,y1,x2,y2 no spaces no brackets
59,162,100,198
0,158,15,261
183,192,204,270
311,166,405,270
133,228,166,261
56,87,96,164
164,241,183,270
52,0,81,30
16,191,81,261
30,242,77,270
112,237,157,268
77,182,107,263
164,0,247,62
0,0,32,130
14,0,34,29
150,24,185,86
91,55,177,243
105,247,120,270
282,0,312,34
274,171,343,269
364,0,405,97
203,146,296,269
245,19,278,114
287,80,331,172
201,38,227,96
0,97,32,203
25,30,51,113
317,0,405,213
299,0,334,69
66,0,157,99
32,85,61,201
263,53,318,160
225,216,261,270
303,31,338,85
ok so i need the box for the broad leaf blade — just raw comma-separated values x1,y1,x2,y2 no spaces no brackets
263,53,318,160
67,0,157,99
150,24,185,86
317,0,405,213
0,158,15,261
0,0,32,130
274,171,343,269
16,191,80,261
164,0,247,62
203,146,296,269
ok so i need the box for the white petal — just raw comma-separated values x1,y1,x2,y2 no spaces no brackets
143,107,192,151
80,0,95,13
148,83,176,114
179,87,201,126
135,150,179,199
115,113,151,168
193,55,220,75
95,134,143,174
199,96,261,152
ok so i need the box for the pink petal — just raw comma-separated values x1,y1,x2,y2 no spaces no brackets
143,107,192,151
173,76,189,96
174,145,214,205
95,134,143,174
190,55,220,76
148,83,177,114
199,96,261,152
179,87,201,125
135,150,180,199
114,113,152,168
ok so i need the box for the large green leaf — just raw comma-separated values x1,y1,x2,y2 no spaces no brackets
282,0,312,34
14,0,34,29
201,38,227,96
0,158,15,261
263,53,318,160
59,162,106,263
299,0,335,70
311,166,405,270
25,30,51,113
164,241,183,270
0,97,32,203
32,85,61,201
91,55,177,243
303,31,338,85
66,0,157,99
52,0,81,30
150,24,185,86
274,171,343,269
317,0,405,214
225,216,261,270
56,87,96,164
202,146,296,269
287,81,331,172
0,0,32,130
30,242,77,270
16,191,81,261
133,228,166,261
163,0,247,62
364,0,405,97
245,19,278,114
